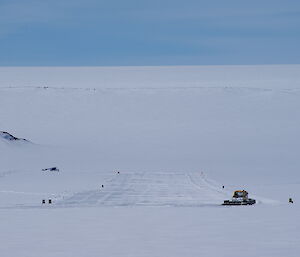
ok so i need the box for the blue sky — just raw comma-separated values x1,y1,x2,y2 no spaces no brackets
0,0,299,65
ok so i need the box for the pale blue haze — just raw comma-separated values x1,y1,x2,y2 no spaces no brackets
0,0,299,65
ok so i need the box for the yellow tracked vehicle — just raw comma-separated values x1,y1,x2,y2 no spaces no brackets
223,190,256,206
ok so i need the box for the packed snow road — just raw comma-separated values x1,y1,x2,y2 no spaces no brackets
56,172,228,207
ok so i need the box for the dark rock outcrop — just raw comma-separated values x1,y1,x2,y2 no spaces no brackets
0,131,28,142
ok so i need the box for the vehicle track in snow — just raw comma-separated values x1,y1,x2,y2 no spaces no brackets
2,85,300,95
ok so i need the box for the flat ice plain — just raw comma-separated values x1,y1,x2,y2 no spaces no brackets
0,65,299,256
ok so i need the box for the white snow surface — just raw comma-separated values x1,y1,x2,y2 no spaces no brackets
0,65,300,256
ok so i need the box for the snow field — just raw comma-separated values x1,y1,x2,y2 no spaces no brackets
0,65,300,256
0,205,299,257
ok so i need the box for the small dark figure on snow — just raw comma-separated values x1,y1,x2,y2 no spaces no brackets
222,185,225,189
117,171,120,174
42,199,46,204
48,199,52,204
289,198,293,203
101,185,104,188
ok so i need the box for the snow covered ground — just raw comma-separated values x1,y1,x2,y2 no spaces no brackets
0,65,300,256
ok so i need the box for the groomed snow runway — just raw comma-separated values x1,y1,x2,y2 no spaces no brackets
57,172,228,207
